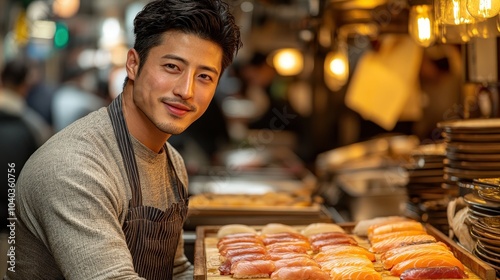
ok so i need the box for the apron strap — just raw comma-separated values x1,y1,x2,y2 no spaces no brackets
107,94,143,207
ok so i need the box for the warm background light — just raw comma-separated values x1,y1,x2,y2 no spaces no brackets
467,0,500,19
272,48,304,76
324,49,349,91
409,5,436,47
52,0,80,18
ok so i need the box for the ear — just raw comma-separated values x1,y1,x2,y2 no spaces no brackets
125,48,140,81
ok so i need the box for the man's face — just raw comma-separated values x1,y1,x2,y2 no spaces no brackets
128,30,222,135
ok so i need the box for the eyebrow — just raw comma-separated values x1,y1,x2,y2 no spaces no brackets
161,54,220,77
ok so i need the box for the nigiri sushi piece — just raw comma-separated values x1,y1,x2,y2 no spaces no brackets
217,224,257,238
311,237,358,252
370,234,436,253
231,259,276,279
369,230,427,244
217,236,262,249
265,240,311,251
390,254,465,276
382,246,454,269
329,265,382,280
315,245,376,262
399,266,467,280
353,216,409,236
266,244,309,254
222,246,267,260
380,241,449,261
261,223,298,235
219,242,265,256
218,253,269,275
268,252,311,261
273,256,320,270
368,220,424,238
319,255,374,271
271,265,330,280
301,223,345,237
261,232,309,241
308,231,354,243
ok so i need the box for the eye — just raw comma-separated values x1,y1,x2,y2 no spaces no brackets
199,73,214,82
164,63,180,71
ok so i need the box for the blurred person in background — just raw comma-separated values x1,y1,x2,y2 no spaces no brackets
7,0,242,279
0,56,52,277
51,63,108,132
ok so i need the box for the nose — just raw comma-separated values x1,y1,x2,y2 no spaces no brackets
173,72,195,100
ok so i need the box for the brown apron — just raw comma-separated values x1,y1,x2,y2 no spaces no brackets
107,94,189,280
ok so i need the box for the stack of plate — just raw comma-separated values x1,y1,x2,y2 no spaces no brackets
437,119,500,187
470,216,500,276
403,143,457,233
464,190,500,224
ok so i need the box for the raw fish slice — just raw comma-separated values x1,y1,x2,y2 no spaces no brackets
311,237,358,252
218,254,269,275
382,246,454,269
308,232,354,242
368,220,424,238
222,246,267,260
399,266,467,279
370,234,436,253
262,236,310,246
217,237,262,249
369,230,427,244
268,252,311,261
318,255,374,271
219,242,265,255
353,216,409,236
390,254,465,276
330,265,382,280
274,256,320,270
225,253,269,265
265,240,311,251
380,241,449,261
261,232,307,241
316,245,376,262
231,259,275,278
266,244,309,254
271,265,330,280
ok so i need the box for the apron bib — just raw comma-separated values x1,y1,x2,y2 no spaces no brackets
107,94,189,279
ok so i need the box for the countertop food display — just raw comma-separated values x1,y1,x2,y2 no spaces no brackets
193,217,496,280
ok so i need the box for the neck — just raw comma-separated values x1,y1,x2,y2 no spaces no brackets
121,87,170,153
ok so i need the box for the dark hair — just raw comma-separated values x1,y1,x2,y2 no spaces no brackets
1,57,29,88
129,0,242,81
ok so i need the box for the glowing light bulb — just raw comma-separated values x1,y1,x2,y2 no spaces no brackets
272,48,304,76
467,0,500,19
409,5,436,47
438,0,475,25
324,46,349,91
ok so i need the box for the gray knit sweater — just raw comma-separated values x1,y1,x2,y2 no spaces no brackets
5,107,193,279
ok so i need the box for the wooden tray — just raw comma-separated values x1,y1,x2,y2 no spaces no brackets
193,223,497,280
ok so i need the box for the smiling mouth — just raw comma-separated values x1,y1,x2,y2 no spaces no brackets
164,101,193,117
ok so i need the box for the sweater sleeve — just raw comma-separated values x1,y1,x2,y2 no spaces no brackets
17,144,145,280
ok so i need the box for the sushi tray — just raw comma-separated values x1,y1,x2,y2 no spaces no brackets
193,222,496,280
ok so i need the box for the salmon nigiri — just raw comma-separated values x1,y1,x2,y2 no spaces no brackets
382,247,454,269
380,241,449,261
316,245,376,262
330,265,382,280
368,220,425,238
369,230,427,244
231,259,276,278
319,255,374,271
271,266,330,280
390,254,465,276
274,256,320,270
370,234,436,253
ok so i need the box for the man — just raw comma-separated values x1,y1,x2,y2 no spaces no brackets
7,0,242,279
